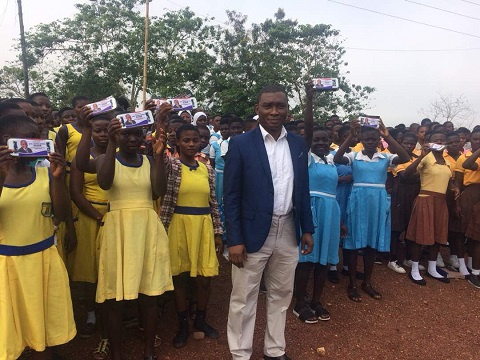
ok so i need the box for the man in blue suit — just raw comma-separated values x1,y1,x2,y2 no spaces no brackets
224,85,314,360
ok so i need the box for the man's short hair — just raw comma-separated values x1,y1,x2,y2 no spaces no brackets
257,85,288,103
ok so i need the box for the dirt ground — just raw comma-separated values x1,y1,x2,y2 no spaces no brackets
50,249,479,360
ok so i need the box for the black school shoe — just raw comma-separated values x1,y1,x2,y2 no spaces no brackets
264,354,292,360
173,318,189,348
468,274,480,289
426,271,450,283
328,269,340,283
408,273,426,286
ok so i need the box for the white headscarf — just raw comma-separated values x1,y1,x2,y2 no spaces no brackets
178,110,192,121
192,111,207,126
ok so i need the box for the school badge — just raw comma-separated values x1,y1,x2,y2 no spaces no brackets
41,202,53,217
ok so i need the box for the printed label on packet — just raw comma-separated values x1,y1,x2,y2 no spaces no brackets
117,110,154,129
358,116,380,128
429,143,446,152
8,138,54,157
167,97,198,111
87,96,117,116
153,99,168,110
312,78,339,91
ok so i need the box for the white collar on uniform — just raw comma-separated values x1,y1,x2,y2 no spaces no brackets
355,151,385,162
310,151,335,165
259,124,288,142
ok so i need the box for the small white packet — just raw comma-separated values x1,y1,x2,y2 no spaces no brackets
167,97,197,111
153,99,168,110
117,110,154,129
429,143,446,152
87,96,117,115
8,138,54,157
358,116,380,128
312,78,339,91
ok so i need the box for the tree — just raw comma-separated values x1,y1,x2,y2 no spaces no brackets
420,93,477,128
3,3,374,118
205,9,374,121
15,0,217,108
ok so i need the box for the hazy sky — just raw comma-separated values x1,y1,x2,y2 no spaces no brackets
1,0,479,127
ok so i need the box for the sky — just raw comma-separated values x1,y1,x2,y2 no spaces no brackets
1,0,480,127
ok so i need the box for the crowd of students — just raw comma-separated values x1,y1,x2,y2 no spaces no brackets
0,86,479,360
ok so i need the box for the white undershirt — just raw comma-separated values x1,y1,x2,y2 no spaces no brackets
259,125,294,216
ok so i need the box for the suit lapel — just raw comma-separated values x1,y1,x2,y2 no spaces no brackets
253,127,273,186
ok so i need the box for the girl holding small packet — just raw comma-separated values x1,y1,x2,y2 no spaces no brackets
334,119,409,302
76,106,173,360
0,115,76,360
292,83,345,324
405,132,460,286
70,110,111,358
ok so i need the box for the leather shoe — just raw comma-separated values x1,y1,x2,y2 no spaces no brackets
408,273,426,286
264,354,292,360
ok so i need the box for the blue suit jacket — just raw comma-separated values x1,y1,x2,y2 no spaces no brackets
223,126,314,253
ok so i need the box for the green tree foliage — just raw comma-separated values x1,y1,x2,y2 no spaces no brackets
1,1,374,120
207,9,375,121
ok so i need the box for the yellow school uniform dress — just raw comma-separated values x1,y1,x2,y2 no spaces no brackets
48,130,57,142
71,156,108,283
443,150,459,177
168,162,219,277
65,123,82,176
95,155,173,303
56,124,82,265
0,167,76,360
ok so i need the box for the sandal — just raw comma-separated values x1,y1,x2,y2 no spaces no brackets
292,305,318,324
347,286,362,302
310,302,330,321
361,283,382,300
92,339,110,360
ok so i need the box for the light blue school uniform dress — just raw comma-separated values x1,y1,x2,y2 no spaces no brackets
299,153,341,265
330,150,353,223
209,138,228,241
342,151,397,252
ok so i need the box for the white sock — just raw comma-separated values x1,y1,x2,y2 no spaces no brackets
87,310,96,324
428,260,443,278
468,257,473,270
411,261,422,281
458,258,470,276
329,265,337,271
472,269,480,276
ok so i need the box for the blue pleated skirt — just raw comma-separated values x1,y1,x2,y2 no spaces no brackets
299,195,341,265
343,186,391,252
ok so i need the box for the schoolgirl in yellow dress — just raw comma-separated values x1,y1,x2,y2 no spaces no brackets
70,113,111,357
55,96,90,265
160,122,223,349
0,115,76,360
76,107,173,360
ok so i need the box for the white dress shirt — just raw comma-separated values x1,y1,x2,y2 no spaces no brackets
259,125,294,216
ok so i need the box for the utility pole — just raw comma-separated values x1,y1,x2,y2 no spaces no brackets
142,0,150,105
17,0,29,98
